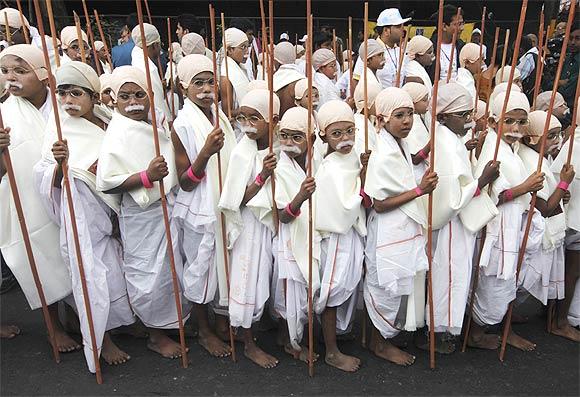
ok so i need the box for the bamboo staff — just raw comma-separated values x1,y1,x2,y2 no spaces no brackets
499,0,575,362
0,111,60,364
259,0,267,79
208,3,236,362
167,17,175,120
73,12,87,64
142,0,170,102
4,13,10,43
94,10,114,72
485,27,500,116
80,0,102,75
268,0,278,232
221,13,233,119
15,0,28,44
426,0,444,370
499,29,510,82
46,0,60,67
348,16,354,98
445,7,461,83
135,0,188,369
469,6,486,161
532,8,546,110
565,75,580,167
33,0,102,384
305,0,314,377
395,27,409,87
363,3,369,152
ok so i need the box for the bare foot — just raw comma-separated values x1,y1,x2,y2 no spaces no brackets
147,330,188,359
416,333,456,354
284,343,319,364
198,330,231,358
467,333,500,350
550,322,580,342
370,334,415,366
244,341,279,369
325,351,361,372
50,328,81,353
102,333,130,365
0,324,20,339
506,331,536,351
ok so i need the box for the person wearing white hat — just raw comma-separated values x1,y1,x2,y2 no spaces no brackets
35,61,134,371
404,35,435,92
470,28,487,61
352,77,381,156
352,8,410,91
94,40,112,74
471,91,545,352
172,55,236,359
220,27,252,114
299,34,308,43
218,89,280,368
279,32,290,42
60,25,90,64
313,48,341,107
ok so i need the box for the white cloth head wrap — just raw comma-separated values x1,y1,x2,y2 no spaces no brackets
60,26,88,49
359,39,385,60
294,78,318,100
436,82,474,115
0,44,47,80
489,82,521,105
279,106,315,133
94,40,105,52
406,35,432,60
475,99,487,120
225,27,248,48
375,87,414,121
459,42,481,67
181,32,206,55
56,60,100,93
99,73,113,93
170,42,183,63
317,100,354,135
131,23,161,48
274,42,296,65
536,91,567,111
354,77,382,112
247,80,268,91
491,91,530,120
0,8,29,28
240,88,280,120
177,54,213,89
296,44,305,54
527,110,561,145
312,48,335,71
402,82,429,103
495,65,521,85
110,65,147,99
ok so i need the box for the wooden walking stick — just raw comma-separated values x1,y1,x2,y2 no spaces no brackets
167,17,175,120
0,110,60,364
499,0,575,362
94,9,114,72
469,6,486,161
81,0,102,75
395,27,409,87
259,0,267,79
426,0,444,370
268,0,279,232
73,12,87,64
531,6,545,110
135,0,189,369
209,3,237,362
348,16,354,98
499,29,510,82
363,2,369,152
220,12,234,119
33,0,102,384
446,7,461,83
4,12,11,43
46,0,60,67
15,0,28,44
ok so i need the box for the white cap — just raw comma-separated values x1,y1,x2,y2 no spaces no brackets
472,28,482,35
299,34,308,43
280,32,290,41
377,8,410,27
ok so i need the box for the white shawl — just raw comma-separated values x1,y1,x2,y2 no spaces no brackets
221,56,250,109
353,113,377,156
314,72,340,107
131,46,171,120
404,112,431,155
405,59,433,94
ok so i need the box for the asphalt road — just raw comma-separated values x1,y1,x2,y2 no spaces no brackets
1,286,579,396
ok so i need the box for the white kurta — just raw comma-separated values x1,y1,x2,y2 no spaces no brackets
456,68,477,102
221,56,250,110
131,46,171,121
314,72,341,107
0,95,72,310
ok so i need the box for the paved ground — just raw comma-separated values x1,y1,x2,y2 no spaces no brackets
1,286,579,396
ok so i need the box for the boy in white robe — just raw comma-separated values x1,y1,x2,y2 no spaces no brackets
172,54,236,358
353,78,382,156
429,83,500,353
220,27,251,113
130,23,171,121
294,78,320,111
0,44,75,351
357,39,385,89
35,62,134,370
218,89,280,368
313,49,340,107
403,35,434,90
314,100,369,372
364,87,436,366
471,91,545,351
96,66,187,359
60,26,89,64
402,82,432,184
457,43,483,102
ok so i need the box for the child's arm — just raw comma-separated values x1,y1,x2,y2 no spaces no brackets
373,170,437,213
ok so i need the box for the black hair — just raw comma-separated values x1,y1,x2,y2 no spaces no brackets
520,35,534,53
177,14,202,34
126,13,138,31
431,4,464,26
230,18,255,34
313,31,332,50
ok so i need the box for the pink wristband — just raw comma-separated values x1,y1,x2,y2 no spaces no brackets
285,203,301,218
414,186,423,197
557,181,570,191
187,167,205,183
474,186,481,197
140,170,154,189
418,149,429,161
255,173,266,187
504,188,514,202
360,188,372,208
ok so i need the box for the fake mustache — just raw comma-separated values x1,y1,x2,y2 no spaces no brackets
62,104,81,111
280,144,302,154
5,81,23,90
196,93,215,100
504,132,523,139
124,104,145,112
240,125,258,134
336,140,355,150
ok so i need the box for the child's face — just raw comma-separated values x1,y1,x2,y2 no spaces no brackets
278,129,312,158
319,60,337,80
490,109,529,146
414,95,429,115
322,121,356,155
0,55,47,99
298,88,320,109
439,109,474,137
101,88,113,106
384,107,414,139
115,82,150,121
66,39,90,62
185,71,215,110
56,84,97,118
367,52,385,70
236,106,269,141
